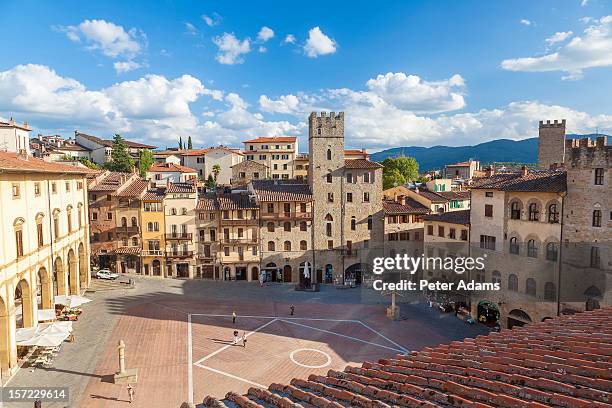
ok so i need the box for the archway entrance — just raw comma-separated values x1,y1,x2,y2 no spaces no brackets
15,279,34,328
78,243,88,289
508,309,532,329
477,300,500,327
54,256,66,296
37,267,53,309
345,263,369,285
299,262,312,285
264,263,279,282
283,265,292,283
67,249,79,295
251,267,259,281
152,260,161,276
584,285,602,311
0,296,10,375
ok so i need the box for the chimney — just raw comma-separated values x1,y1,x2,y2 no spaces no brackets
485,166,495,177
521,165,528,176
398,195,406,205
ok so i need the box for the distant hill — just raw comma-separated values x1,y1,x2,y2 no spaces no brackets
370,134,608,171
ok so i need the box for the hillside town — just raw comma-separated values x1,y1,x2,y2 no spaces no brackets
0,112,610,406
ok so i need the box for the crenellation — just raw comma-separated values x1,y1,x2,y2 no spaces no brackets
538,118,566,169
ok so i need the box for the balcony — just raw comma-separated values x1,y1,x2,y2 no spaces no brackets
219,218,258,226
116,226,140,235
197,254,215,262
165,232,193,241
142,249,164,256
166,250,194,258
260,212,312,220
218,252,259,263
220,237,258,244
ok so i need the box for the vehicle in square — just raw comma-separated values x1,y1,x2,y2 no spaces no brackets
95,269,119,280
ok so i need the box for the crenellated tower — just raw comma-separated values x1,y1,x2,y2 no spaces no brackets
538,119,566,169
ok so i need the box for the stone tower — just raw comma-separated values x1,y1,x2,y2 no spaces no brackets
308,112,345,282
538,119,566,169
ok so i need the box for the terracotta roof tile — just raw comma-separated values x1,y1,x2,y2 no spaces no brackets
114,247,141,254
383,198,430,214
196,194,219,211
436,190,470,200
415,189,448,203
344,159,384,169
423,209,471,225
166,181,196,193
203,308,612,408
243,136,297,143
88,172,130,192
471,170,567,193
76,131,156,149
217,193,258,210
251,180,312,201
149,162,197,173
141,188,166,201
115,179,149,197
0,151,95,175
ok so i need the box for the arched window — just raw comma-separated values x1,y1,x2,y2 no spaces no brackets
131,217,137,227
548,204,559,223
544,282,556,301
121,217,127,227
284,241,291,251
324,214,333,221
491,270,501,285
66,209,72,233
526,278,536,297
14,218,25,258
327,148,332,160
351,217,356,231
267,222,275,232
300,221,307,231
267,241,275,251
508,274,518,291
509,237,519,254
592,210,602,227
527,239,537,258
283,222,291,232
546,242,558,261
528,203,539,221
510,201,521,220
300,240,307,250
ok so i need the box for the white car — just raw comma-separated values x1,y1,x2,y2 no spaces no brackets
96,269,119,280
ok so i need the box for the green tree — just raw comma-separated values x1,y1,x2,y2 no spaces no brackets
212,164,221,181
205,173,216,190
78,157,99,169
187,136,193,149
105,134,135,173
179,137,183,150
138,149,154,177
382,156,419,190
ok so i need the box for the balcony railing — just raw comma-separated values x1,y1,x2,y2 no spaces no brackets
260,212,312,220
219,218,258,226
165,233,193,241
167,250,194,258
142,249,164,256
197,254,215,262
116,226,140,234
220,237,258,244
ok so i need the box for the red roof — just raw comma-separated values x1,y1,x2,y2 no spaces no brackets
148,162,197,174
344,159,383,169
0,151,95,175
204,308,612,408
243,136,297,144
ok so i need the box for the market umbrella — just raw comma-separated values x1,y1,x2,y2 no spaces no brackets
37,309,56,322
18,331,68,347
54,295,92,308
16,326,40,343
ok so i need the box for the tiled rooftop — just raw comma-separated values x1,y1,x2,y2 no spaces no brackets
251,180,312,202
436,190,470,200
243,136,297,143
149,162,198,173
424,209,471,225
415,189,448,203
383,198,430,215
142,187,166,201
115,179,149,197
0,151,95,175
203,307,612,408
76,131,156,149
88,172,130,192
196,194,219,211
471,170,567,193
344,159,384,169
218,193,258,210
166,181,197,193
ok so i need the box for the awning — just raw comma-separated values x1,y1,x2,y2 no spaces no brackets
38,309,56,322
16,321,73,347
54,295,92,308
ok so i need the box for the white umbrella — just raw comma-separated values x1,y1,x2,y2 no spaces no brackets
17,321,72,347
54,295,92,308
19,331,68,347
38,309,56,322
16,326,40,342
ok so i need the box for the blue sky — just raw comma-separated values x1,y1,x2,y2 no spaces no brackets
1,0,611,151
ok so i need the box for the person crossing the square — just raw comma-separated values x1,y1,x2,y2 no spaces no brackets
232,311,237,324
242,332,247,348
233,330,239,345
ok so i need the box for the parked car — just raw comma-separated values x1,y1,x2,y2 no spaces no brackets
96,269,119,280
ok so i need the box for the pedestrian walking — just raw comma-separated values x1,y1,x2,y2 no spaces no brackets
233,330,239,345
242,332,247,348
127,384,134,403
290,305,295,316
232,311,237,324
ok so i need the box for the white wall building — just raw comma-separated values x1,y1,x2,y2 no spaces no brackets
0,118,31,155
181,147,243,185
146,162,198,187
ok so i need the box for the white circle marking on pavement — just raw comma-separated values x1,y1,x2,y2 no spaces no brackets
289,348,332,369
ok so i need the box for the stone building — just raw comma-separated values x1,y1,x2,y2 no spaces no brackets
114,179,149,274
383,195,429,259
537,119,566,169
182,146,244,185
140,187,167,277
230,160,268,186
243,136,297,180
164,182,198,278
0,118,31,155
293,153,309,181
146,162,198,187
444,159,480,180
0,152,91,378
195,194,219,279
308,112,384,285
251,180,313,283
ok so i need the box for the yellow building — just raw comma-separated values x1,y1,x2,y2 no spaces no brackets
140,187,167,277
0,151,92,379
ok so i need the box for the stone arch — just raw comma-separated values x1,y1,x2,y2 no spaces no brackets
15,279,34,328
283,265,292,282
345,263,371,286
0,295,11,374
37,267,53,309
54,256,66,296
509,309,532,322
508,198,523,219
78,242,88,289
526,198,542,221
67,249,79,295
152,259,161,276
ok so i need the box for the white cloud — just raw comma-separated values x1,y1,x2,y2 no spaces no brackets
520,19,533,26
202,13,222,27
113,60,142,74
303,27,336,58
581,0,589,6
501,15,612,79
184,22,198,35
259,94,301,114
212,33,251,64
257,26,274,42
258,46,267,53
365,73,466,113
283,34,296,44
545,31,573,45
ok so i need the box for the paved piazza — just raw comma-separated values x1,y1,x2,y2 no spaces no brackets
8,277,487,407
